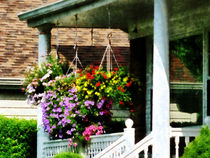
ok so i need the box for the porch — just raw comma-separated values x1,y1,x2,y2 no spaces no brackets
18,0,210,158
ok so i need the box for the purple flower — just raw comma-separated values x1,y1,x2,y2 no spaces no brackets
57,107,62,113
52,125,56,129
66,130,72,135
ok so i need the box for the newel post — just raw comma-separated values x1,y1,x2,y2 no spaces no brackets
124,119,135,150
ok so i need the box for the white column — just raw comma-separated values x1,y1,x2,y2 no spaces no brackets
37,27,51,158
152,0,170,158
38,27,51,66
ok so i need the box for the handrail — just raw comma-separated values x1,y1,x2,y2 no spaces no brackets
94,136,126,158
170,127,201,137
122,133,153,158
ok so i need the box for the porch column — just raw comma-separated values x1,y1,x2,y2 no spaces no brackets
38,27,51,66
152,0,170,158
37,26,51,158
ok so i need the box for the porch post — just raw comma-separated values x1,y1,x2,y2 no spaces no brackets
152,0,170,158
37,26,52,158
38,27,51,66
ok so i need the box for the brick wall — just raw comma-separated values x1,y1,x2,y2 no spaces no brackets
0,0,130,78
0,0,196,83
170,53,197,82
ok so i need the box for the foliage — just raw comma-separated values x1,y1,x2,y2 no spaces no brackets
53,152,83,158
0,115,37,158
171,35,202,81
182,126,210,158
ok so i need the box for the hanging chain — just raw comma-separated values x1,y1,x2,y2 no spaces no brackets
55,21,59,59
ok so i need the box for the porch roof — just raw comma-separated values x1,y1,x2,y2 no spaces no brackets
18,0,210,39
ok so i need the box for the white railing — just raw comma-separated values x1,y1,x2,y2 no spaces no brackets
85,132,123,158
122,133,153,158
94,119,135,158
42,139,70,158
42,120,201,158
170,127,200,158
42,132,123,158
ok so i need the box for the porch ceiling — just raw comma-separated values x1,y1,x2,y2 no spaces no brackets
18,0,210,39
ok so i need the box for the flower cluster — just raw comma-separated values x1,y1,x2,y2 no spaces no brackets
22,56,66,105
41,73,112,144
23,58,140,145
76,66,140,111
83,124,104,141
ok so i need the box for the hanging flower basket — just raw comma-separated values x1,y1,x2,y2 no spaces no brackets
23,56,141,146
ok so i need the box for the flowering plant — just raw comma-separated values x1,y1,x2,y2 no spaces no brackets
41,74,112,145
22,56,68,105
23,57,140,145
76,66,140,111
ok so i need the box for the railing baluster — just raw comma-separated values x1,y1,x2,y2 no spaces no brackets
175,136,180,158
144,147,148,158
185,136,190,146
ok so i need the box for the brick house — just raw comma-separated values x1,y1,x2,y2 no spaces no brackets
17,0,210,157
0,0,130,119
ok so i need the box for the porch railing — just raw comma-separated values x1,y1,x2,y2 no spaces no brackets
42,120,201,158
42,132,123,158
170,127,200,158
93,126,200,158
94,119,135,158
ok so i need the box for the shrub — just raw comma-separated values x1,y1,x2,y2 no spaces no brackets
53,152,83,158
0,115,37,158
182,126,210,158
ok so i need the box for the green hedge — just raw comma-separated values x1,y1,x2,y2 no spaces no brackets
0,115,37,158
53,152,84,158
182,126,210,158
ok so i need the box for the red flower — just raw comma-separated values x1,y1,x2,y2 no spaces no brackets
118,86,122,90
89,65,93,69
112,71,115,75
79,73,83,77
130,109,134,113
94,66,99,70
104,75,107,79
114,68,119,71
126,82,132,87
90,76,95,80
86,73,91,77
96,82,101,87
119,101,124,105
121,89,125,92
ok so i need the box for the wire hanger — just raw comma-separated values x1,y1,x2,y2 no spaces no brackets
66,15,83,76
99,6,119,72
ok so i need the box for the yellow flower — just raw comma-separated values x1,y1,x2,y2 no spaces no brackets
123,77,128,82
95,92,100,96
87,91,92,95
76,86,81,91
107,72,111,78
84,82,88,87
